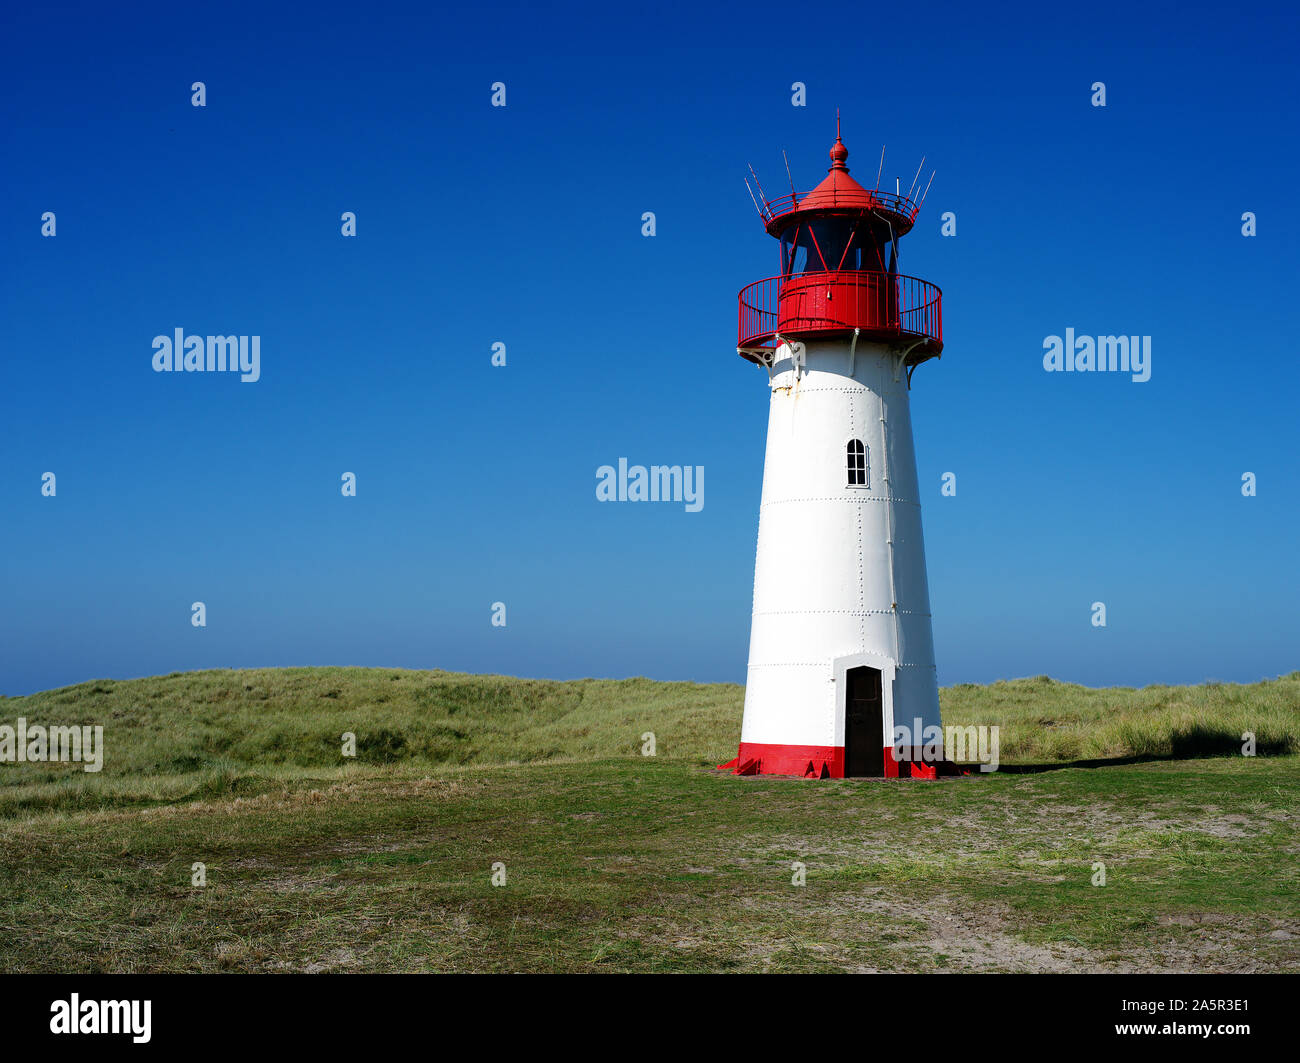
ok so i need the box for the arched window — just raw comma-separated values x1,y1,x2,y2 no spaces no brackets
847,440,868,487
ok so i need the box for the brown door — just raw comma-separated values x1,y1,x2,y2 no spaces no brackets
844,666,884,777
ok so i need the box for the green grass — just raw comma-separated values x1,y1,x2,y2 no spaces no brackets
943,673,1300,763
0,667,1297,972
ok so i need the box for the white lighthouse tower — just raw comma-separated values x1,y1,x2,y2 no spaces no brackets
721,122,949,779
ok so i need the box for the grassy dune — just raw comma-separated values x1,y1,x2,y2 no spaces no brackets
0,668,1297,972
945,673,1300,763
0,669,741,816
2,668,1297,803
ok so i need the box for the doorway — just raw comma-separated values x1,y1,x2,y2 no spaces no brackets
844,666,884,776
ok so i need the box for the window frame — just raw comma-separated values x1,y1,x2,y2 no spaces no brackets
846,439,869,488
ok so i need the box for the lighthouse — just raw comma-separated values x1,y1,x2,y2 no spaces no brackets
721,122,948,779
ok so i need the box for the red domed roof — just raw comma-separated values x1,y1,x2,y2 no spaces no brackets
795,133,879,212
755,119,922,236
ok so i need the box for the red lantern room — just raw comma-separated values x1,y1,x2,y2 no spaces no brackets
737,120,943,379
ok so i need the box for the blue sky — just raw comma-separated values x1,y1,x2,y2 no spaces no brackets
3,1,1297,695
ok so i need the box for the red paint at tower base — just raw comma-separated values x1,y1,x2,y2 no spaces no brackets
717,742,960,779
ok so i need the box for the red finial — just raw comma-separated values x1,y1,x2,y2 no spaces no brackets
829,113,849,171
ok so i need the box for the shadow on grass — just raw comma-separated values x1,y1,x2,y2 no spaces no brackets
982,727,1294,774
991,754,1184,774
990,750,1289,775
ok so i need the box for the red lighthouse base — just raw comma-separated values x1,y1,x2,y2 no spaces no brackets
717,742,962,780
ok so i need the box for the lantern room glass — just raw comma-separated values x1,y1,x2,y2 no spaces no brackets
780,219,892,276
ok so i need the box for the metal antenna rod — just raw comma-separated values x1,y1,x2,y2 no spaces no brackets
782,149,796,197
743,176,764,220
907,155,926,201
876,145,885,190
747,163,771,208
918,170,937,209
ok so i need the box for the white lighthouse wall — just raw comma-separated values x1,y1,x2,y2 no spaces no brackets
741,338,940,754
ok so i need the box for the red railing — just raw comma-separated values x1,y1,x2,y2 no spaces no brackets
759,189,920,228
737,270,943,353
